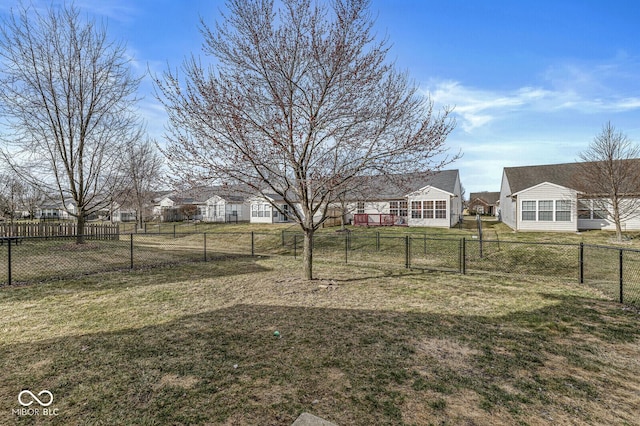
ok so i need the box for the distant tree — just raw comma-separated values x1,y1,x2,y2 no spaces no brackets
178,204,198,221
20,182,46,220
0,173,24,223
155,0,457,279
576,122,640,242
120,138,164,230
0,3,143,243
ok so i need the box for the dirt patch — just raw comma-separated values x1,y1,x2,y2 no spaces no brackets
154,373,199,390
416,338,481,370
58,242,103,251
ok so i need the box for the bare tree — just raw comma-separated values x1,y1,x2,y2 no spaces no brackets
576,122,640,242
20,181,46,220
0,3,143,243
0,173,25,223
119,138,164,230
155,0,457,279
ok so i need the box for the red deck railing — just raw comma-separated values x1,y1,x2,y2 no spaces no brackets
353,214,405,226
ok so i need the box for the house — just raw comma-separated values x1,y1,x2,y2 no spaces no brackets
344,170,463,228
246,170,463,228
154,194,203,222
153,186,251,223
499,161,640,232
468,192,500,216
204,192,250,223
249,193,294,224
35,203,74,220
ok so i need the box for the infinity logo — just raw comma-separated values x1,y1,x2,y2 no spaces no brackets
18,390,54,407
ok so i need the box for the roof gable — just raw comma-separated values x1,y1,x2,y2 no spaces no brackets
469,191,500,204
511,181,576,197
408,185,454,197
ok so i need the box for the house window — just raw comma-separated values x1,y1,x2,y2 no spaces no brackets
251,204,258,218
389,201,398,216
399,201,407,217
538,200,553,221
578,200,608,220
390,201,407,216
411,201,422,219
522,201,536,221
357,202,365,214
555,200,571,221
435,200,447,219
422,200,433,218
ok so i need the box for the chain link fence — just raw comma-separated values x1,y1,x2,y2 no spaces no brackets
1,232,639,307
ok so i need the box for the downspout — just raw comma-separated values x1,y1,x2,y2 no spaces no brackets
512,194,518,231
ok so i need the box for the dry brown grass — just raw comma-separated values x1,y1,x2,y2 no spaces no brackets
0,256,639,425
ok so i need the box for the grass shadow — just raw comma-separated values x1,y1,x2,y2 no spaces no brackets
1,292,638,425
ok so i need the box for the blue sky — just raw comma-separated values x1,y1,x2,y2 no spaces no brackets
2,0,639,195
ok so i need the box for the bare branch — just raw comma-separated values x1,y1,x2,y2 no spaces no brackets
155,0,458,278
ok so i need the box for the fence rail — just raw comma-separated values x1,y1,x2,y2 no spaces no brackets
0,222,119,239
1,231,639,306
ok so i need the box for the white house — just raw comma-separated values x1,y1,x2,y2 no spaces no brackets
249,193,294,224
345,170,463,228
35,202,74,220
152,186,253,223
499,161,640,232
204,193,250,222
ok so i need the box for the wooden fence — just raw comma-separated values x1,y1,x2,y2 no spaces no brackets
0,222,120,240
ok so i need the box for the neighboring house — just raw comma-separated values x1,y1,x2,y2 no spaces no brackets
499,161,640,232
343,169,463,228
110,202,137,222
468,191,500,216
204,193,250,223
153,186,251,223
35,202,75,220
249,193,294,224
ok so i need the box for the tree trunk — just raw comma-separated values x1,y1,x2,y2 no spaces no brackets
137,202,144,231
612,199,623,243
303,228,314,280
76,213,86,244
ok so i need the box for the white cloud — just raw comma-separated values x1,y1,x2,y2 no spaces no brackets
425,72,640,134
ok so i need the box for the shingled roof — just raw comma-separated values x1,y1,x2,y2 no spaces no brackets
469,191,500,204
352,169,459,200
504,160,640,196
504,162,585,195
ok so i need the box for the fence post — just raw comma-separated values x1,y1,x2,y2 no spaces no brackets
423,233,427,255
294,235,297,259
281,230,285,247
376,232,380,252
461,237,466,275
251,231,255,256
579,243,584,284
173,224,176,238
405,235,410,269
7,238,12,285
619,249,624,304
130,233,134,269
345,232,348,264
203,233,207,262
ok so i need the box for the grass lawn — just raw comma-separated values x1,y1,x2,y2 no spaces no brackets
1,256,639,425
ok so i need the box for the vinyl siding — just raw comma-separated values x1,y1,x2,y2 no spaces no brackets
515,183,577,232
